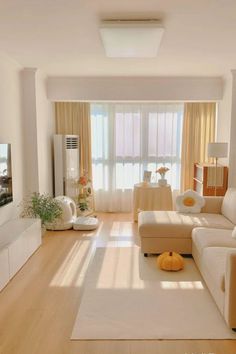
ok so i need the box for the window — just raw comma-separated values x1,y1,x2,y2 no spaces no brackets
91,103,183,211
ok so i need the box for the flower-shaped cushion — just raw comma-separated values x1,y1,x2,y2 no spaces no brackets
176,189,205,213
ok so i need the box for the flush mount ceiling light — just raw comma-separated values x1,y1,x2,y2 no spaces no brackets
99,19,164,58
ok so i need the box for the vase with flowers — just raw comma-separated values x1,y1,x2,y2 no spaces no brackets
156,166,170,186
77,172,92,213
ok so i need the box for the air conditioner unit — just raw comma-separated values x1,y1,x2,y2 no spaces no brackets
53,134,80,199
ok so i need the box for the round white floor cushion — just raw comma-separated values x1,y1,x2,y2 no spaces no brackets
73,216,99,231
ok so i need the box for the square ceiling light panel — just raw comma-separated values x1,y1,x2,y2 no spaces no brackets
99,20,164,58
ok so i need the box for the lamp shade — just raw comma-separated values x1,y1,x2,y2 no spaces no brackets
207,142,228,158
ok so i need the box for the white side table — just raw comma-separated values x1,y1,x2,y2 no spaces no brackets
133,183,173,221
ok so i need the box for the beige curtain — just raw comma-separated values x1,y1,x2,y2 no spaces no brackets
55,102,92,180
180,102,216,192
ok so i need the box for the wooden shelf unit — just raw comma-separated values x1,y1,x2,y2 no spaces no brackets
193,163,228,196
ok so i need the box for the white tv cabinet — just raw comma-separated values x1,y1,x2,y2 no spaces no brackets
0,218,41,291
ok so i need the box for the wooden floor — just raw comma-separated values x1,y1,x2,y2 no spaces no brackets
0,213,236,354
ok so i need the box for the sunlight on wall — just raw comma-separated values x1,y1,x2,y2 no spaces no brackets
50,240,94,287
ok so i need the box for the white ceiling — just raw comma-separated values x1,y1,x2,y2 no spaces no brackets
0,0,236,77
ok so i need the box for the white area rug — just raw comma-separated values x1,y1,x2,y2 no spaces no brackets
71,246,236,339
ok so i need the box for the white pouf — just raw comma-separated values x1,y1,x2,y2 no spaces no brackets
73,216,99,231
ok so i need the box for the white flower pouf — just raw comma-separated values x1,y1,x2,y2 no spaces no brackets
73,216,99,231
176,189,205,213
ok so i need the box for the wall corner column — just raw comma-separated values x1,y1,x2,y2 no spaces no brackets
21,68,40,194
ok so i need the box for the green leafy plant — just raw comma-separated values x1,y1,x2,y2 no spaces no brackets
21,193,62,226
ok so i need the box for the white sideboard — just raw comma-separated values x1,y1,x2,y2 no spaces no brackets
0,218,41,291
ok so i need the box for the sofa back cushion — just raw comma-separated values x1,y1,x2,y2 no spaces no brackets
221,188,236,224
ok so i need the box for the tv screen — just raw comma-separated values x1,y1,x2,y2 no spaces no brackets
0,144,13,207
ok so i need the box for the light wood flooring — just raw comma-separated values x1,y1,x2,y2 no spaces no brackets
0,213,236,354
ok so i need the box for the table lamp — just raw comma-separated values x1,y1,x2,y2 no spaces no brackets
207,142,228,196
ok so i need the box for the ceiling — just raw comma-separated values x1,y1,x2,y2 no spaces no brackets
0,0,236,77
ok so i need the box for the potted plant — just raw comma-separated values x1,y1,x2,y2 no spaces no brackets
21,193,62,232
77,172,92,213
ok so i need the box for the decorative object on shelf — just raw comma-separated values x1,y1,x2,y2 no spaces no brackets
176,189,205,213
77,171,93,213
143,170,152,184
207,142,228,196
46,196,77,230
20,193,62,231
157,251,184,271
156,166,169,186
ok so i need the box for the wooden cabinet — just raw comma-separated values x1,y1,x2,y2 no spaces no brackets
193,163,228,196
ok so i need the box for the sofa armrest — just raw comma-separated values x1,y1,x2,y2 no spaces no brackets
201,196,224,214
224,250,236,328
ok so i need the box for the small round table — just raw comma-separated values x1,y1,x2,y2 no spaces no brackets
133,183,173,221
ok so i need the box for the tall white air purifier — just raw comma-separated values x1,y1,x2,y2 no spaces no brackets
53,134,80,200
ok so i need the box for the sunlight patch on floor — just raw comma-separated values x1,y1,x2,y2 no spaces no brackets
96,247,145,289
160,281,204,290
50,240,94,287
110,222,134,237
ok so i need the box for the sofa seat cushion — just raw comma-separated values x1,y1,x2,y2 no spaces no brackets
138,211,234,239
201,247,236,292
192,227,236,256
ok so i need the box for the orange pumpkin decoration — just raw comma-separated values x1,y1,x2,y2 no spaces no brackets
157,251,184,271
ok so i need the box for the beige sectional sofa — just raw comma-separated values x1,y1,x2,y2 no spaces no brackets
138,188,236,329
192,227,236,329
138,189,236,255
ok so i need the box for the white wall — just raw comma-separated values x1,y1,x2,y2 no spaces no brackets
217,71,236,187
36,70,55,195
0,53,24,226
47,76,223,102
217,74,232,166
228,71,236,187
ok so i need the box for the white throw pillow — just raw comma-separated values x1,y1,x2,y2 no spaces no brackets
232,227,236,239
176,189,205,213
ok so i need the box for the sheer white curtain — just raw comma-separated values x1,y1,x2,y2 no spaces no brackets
91,103,183,212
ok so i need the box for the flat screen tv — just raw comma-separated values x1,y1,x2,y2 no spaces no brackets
0,144,13,207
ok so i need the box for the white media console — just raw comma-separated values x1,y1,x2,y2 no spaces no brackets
0,218,41,291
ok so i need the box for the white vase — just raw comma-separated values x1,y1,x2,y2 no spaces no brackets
158,178,167,186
